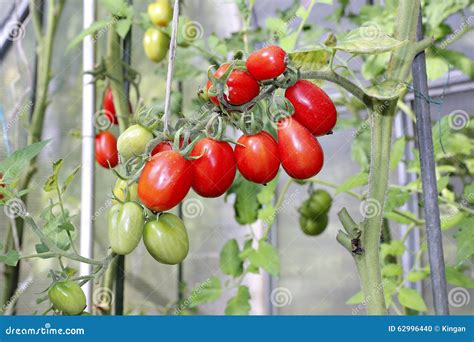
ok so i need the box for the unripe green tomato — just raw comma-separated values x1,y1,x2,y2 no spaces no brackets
143,213,189,265
117,124,153,160
143,28,170,63
299,213,328,236
113,179,139,204
298,203,313,217
48,281,86,315
308,189,332,215
148,0,173,27
108,202,144,255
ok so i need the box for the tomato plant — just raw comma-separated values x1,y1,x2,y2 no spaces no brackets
48,281,87,315
95,131,119,168
138,150,192,211
108,202,144,255
143,213,189,265
234,131,280,184
190,138,237,197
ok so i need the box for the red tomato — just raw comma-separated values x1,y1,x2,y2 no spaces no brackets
206,64,260,106
246,45,287,81
103,87,132,125
277,118,324,179
95,131,119,168
234,131,280,184
285,80,337,136
190,138,236,197
151,137,187,156
138,150,192,212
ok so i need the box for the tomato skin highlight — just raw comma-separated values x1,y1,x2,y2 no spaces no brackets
235,131,280,184
143,27,170,63
277,118,324,179
108,202,144,255
112,179,139,204
143,213,189,265
117,124,154,160
190,138,237,197
147,0,173,27
138,150,192,211
285,80,337,136
246,45,287,81
48,281,86,315
206,64,260,106
95,131,118,168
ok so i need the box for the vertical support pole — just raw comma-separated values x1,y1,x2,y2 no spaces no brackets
80,0,96,311
411,11,449,315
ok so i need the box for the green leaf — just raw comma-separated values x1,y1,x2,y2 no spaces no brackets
335,27,406,54
384,280,398,308
454,218,474,263
346,291,364,304
35,243,50,255
288,47,330,72
336,171,368,194
384,210,417,224
246,241,280,276
99,0,129,16
437,50,474,79
445,266,474,288
43,159,63,192
0,250,20,266
464,183,474,204
364,80,406,100
258,205,276,226
426,56,449,81
188,276,222,307
265,17,287,34
220,239,243,277
382,263,402,277
406,270,429,282
58,222,75,232
425,0,469,30
0,140,49,183
256,178,278,205
225,285,251,315
62,165,81,193
390,137,406,170
397,287,427,312
381,240,405,258
116,18,132,39
231,178,261,225
66,20,111,51
384,188,410,212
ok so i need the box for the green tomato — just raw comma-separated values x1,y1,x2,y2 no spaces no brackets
299,213,328,236
147,0,173,27
143,28,170,63
308,189,332,216
108,202,144,255
48,281,86,315
117,124,153,160
143,213,189,265
113,179,139,204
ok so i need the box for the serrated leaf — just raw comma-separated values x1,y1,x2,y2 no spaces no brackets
66,20,111,51
99,0,129,16
346,291,364,304
62,165,80,193
220,240,243,277
364,80,406,100
445,266,474,288
246,241,280,276
188,276,222,307
225,286,251,315
232,179,261,225
336,171,368,194
398,287,427,312
381,240,405,258
256,178,278,205
258,205,276,226
390,137,406,170
0,250,20,266
0,140,49,183
336,27,406,54
43,159,63,192
382,263,402,277
407,270,429,282
385,188,410,212
288,47,330,72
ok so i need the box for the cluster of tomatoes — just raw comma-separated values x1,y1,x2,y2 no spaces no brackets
298,189,332,236
143,0,172,63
